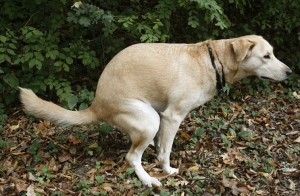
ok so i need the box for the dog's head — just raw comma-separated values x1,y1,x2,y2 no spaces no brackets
229,35,292,83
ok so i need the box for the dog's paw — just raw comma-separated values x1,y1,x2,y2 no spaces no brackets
141,176,162,187
163,166,179,175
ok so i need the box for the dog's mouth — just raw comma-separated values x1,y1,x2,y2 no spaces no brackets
259,76,280,82
259,76,272,80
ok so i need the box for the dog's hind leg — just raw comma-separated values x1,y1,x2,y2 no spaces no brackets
112,100,161,187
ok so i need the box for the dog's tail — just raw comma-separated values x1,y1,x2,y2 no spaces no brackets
19,87,98,126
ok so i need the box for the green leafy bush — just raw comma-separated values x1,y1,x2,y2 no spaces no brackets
0,0,299,124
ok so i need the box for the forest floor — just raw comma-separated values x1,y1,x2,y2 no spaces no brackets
1,81,299,195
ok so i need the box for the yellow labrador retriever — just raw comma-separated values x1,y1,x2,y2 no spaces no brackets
20,35,292,187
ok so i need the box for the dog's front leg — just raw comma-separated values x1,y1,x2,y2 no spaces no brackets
156,110,187,174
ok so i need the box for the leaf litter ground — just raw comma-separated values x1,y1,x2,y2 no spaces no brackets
1,82,299,195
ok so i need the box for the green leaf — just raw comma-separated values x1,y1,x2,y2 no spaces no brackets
238,130,253,139
95,175,104,184
99,123,113,134
47,50,59,60
66,57,73,65
5,55,11,63
0,35,7,43
8,43,16,49
79,103,88,110
0,54,5,63
67,94,78,109
63,63,70,72
54,61,63,67
188,20,199,28
35,60,43,70
3,74,19,89
78,16,91,27
28,59,35,68
126,167,135,175
245,142,255,148
221,133,232,148
195,128,205,136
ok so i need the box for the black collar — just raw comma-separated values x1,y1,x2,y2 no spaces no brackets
206,43,225,94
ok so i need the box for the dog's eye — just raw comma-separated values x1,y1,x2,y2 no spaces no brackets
263,55,270,59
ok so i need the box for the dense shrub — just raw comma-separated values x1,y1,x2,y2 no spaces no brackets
0,0,299,123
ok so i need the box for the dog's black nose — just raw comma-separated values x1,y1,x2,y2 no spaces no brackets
286,69,292,76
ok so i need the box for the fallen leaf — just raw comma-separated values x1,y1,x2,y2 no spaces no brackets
101,183,114,192
292,91,300,99
268,159,279,167
35,188,46,195
228,148,247,162
68,135,81,144
179,130,191,141
165,178,189,186
288,179,296,190
149,171,172,180
221,153,234,165
58,154,71,163
281,168,297,173
49,157,59,172
26,184,36,196
88,142,99,149
101,160,115,165
12,177,27,193
222,176,251,196
255,190,269,195
259,172,273,181
294,136,300,143
9,122,20,131
187,165,200,172
28,172,36,181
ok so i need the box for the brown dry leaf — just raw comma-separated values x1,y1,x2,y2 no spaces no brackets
165,178,189,187
116,162,130,173
49,157,59,172
228,148,247,162
187,165,200,172
26,184,36,196
255,190,269,195
87,168,97,175
258,172,273,181
28,172,36,181
88,142,99,149
221,153,234,165
58,154,71,163
222,176,251,196
101,183,114,192
9,122,20,131
288,179,296,190
87,168,97,181
268,159,279,167
101,160,115,165
35,188,46,195
179,130,191,141
149,171,171,180
36,122,47,131
294,136,300,143
13,178,27,193
68,135,81,144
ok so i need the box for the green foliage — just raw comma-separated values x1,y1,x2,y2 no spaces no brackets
73,179,92,194
36,167,53,185
27,138,44,163
0,0,299,123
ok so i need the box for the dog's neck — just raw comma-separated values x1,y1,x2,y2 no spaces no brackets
206,41,225,94
211,39,241,84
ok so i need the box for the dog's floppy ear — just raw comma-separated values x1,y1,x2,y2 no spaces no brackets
231,39,254,62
